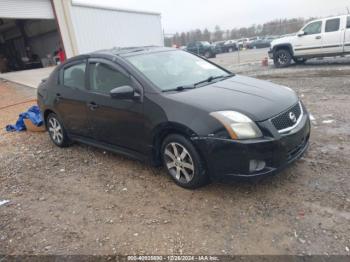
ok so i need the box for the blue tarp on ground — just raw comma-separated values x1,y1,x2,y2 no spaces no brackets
6,105,43,132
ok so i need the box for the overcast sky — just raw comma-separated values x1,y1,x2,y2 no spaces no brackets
82,0,350,34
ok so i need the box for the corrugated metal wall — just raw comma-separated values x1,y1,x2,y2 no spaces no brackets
68,3,164,54
0,0,54,19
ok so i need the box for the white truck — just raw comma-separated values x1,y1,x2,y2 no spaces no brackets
268,15,350,67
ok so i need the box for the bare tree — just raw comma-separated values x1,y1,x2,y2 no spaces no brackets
164,17,313,46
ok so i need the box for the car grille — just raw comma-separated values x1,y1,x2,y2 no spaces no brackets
271,102,302,133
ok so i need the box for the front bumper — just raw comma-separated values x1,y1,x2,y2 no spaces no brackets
268,49,274,59
192,113,310,181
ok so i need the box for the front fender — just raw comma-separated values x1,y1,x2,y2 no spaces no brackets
272,43,294,57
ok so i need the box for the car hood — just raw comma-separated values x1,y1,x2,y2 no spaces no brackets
271,35,296,47
166,75,299,122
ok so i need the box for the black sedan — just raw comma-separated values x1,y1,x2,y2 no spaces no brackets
247,39,271,49
37,47,310,189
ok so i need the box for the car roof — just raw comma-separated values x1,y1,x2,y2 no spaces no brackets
91,46,176,58
59,46,178,68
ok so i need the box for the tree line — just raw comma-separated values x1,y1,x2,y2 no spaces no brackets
165,17,314,47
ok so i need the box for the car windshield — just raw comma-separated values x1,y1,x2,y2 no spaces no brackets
125,50,231,91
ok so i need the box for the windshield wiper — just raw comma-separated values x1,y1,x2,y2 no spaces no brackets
193,74,235,87
162,85,196,92
162,73,235,93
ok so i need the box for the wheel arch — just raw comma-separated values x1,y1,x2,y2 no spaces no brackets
151,122,199,166
272,43,294,57
43,108,56,128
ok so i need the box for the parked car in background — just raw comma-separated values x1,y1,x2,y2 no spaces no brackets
223,40,238,52
247,37,259,46
38,46,310,189
265,36,279,42
213,41,226,54
237,38,249,49
186,41,216,58
269,15,350,67
247,38,271,49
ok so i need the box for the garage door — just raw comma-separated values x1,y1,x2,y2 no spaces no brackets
0,0,54,19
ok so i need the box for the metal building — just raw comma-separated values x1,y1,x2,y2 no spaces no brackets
0,0,163,73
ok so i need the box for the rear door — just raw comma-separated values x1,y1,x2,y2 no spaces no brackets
86,58,145,152
294,20,323,56
55,60,91,137
321,17,344,54
344,16,350,52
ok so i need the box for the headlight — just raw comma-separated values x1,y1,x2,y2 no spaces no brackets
210,111,263,140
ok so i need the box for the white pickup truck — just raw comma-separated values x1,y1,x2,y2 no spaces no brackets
268,15,350,67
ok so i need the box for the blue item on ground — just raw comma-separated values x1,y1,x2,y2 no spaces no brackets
6,105,43,132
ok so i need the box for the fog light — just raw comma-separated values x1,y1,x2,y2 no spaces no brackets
249,160,266,172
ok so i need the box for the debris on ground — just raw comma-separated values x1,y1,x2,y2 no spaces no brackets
0,200,10,207
6,105,43,132
322,120,335,124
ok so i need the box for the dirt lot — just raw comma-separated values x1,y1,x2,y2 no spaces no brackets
1,59,350,256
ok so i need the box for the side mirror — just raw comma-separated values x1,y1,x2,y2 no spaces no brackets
297,31,305,37
110,85,135,99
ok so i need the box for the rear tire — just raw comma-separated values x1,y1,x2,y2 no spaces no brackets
46,113,71,148
274,49,292,68
161,134,209,189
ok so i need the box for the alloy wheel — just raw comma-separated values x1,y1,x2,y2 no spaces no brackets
48,117,63,144
164,142,195,183
277,53,288,65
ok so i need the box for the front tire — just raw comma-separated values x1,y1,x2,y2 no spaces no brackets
47,113,71,147
274,49,292,68
204,51,211,58
161,134,209,189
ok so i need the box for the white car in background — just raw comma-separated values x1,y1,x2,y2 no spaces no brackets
237,38,250,49
269,15,350,67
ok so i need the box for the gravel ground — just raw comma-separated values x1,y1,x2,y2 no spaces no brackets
0,60,350,256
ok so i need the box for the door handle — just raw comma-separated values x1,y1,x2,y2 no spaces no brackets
315,36,322,40
87,102,99,111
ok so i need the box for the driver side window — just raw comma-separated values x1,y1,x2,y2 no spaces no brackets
303,21,322,35
88,62,131,94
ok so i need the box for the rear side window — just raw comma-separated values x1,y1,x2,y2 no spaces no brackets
347,16,350,29
89,62,131,94
63,62,86,90
325,18,340,32
303,21,322,35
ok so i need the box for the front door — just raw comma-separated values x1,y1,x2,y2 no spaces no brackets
344,16,350,53
294,20,323,56
322,17,344,54
86,59,145,153
55,60,91,137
